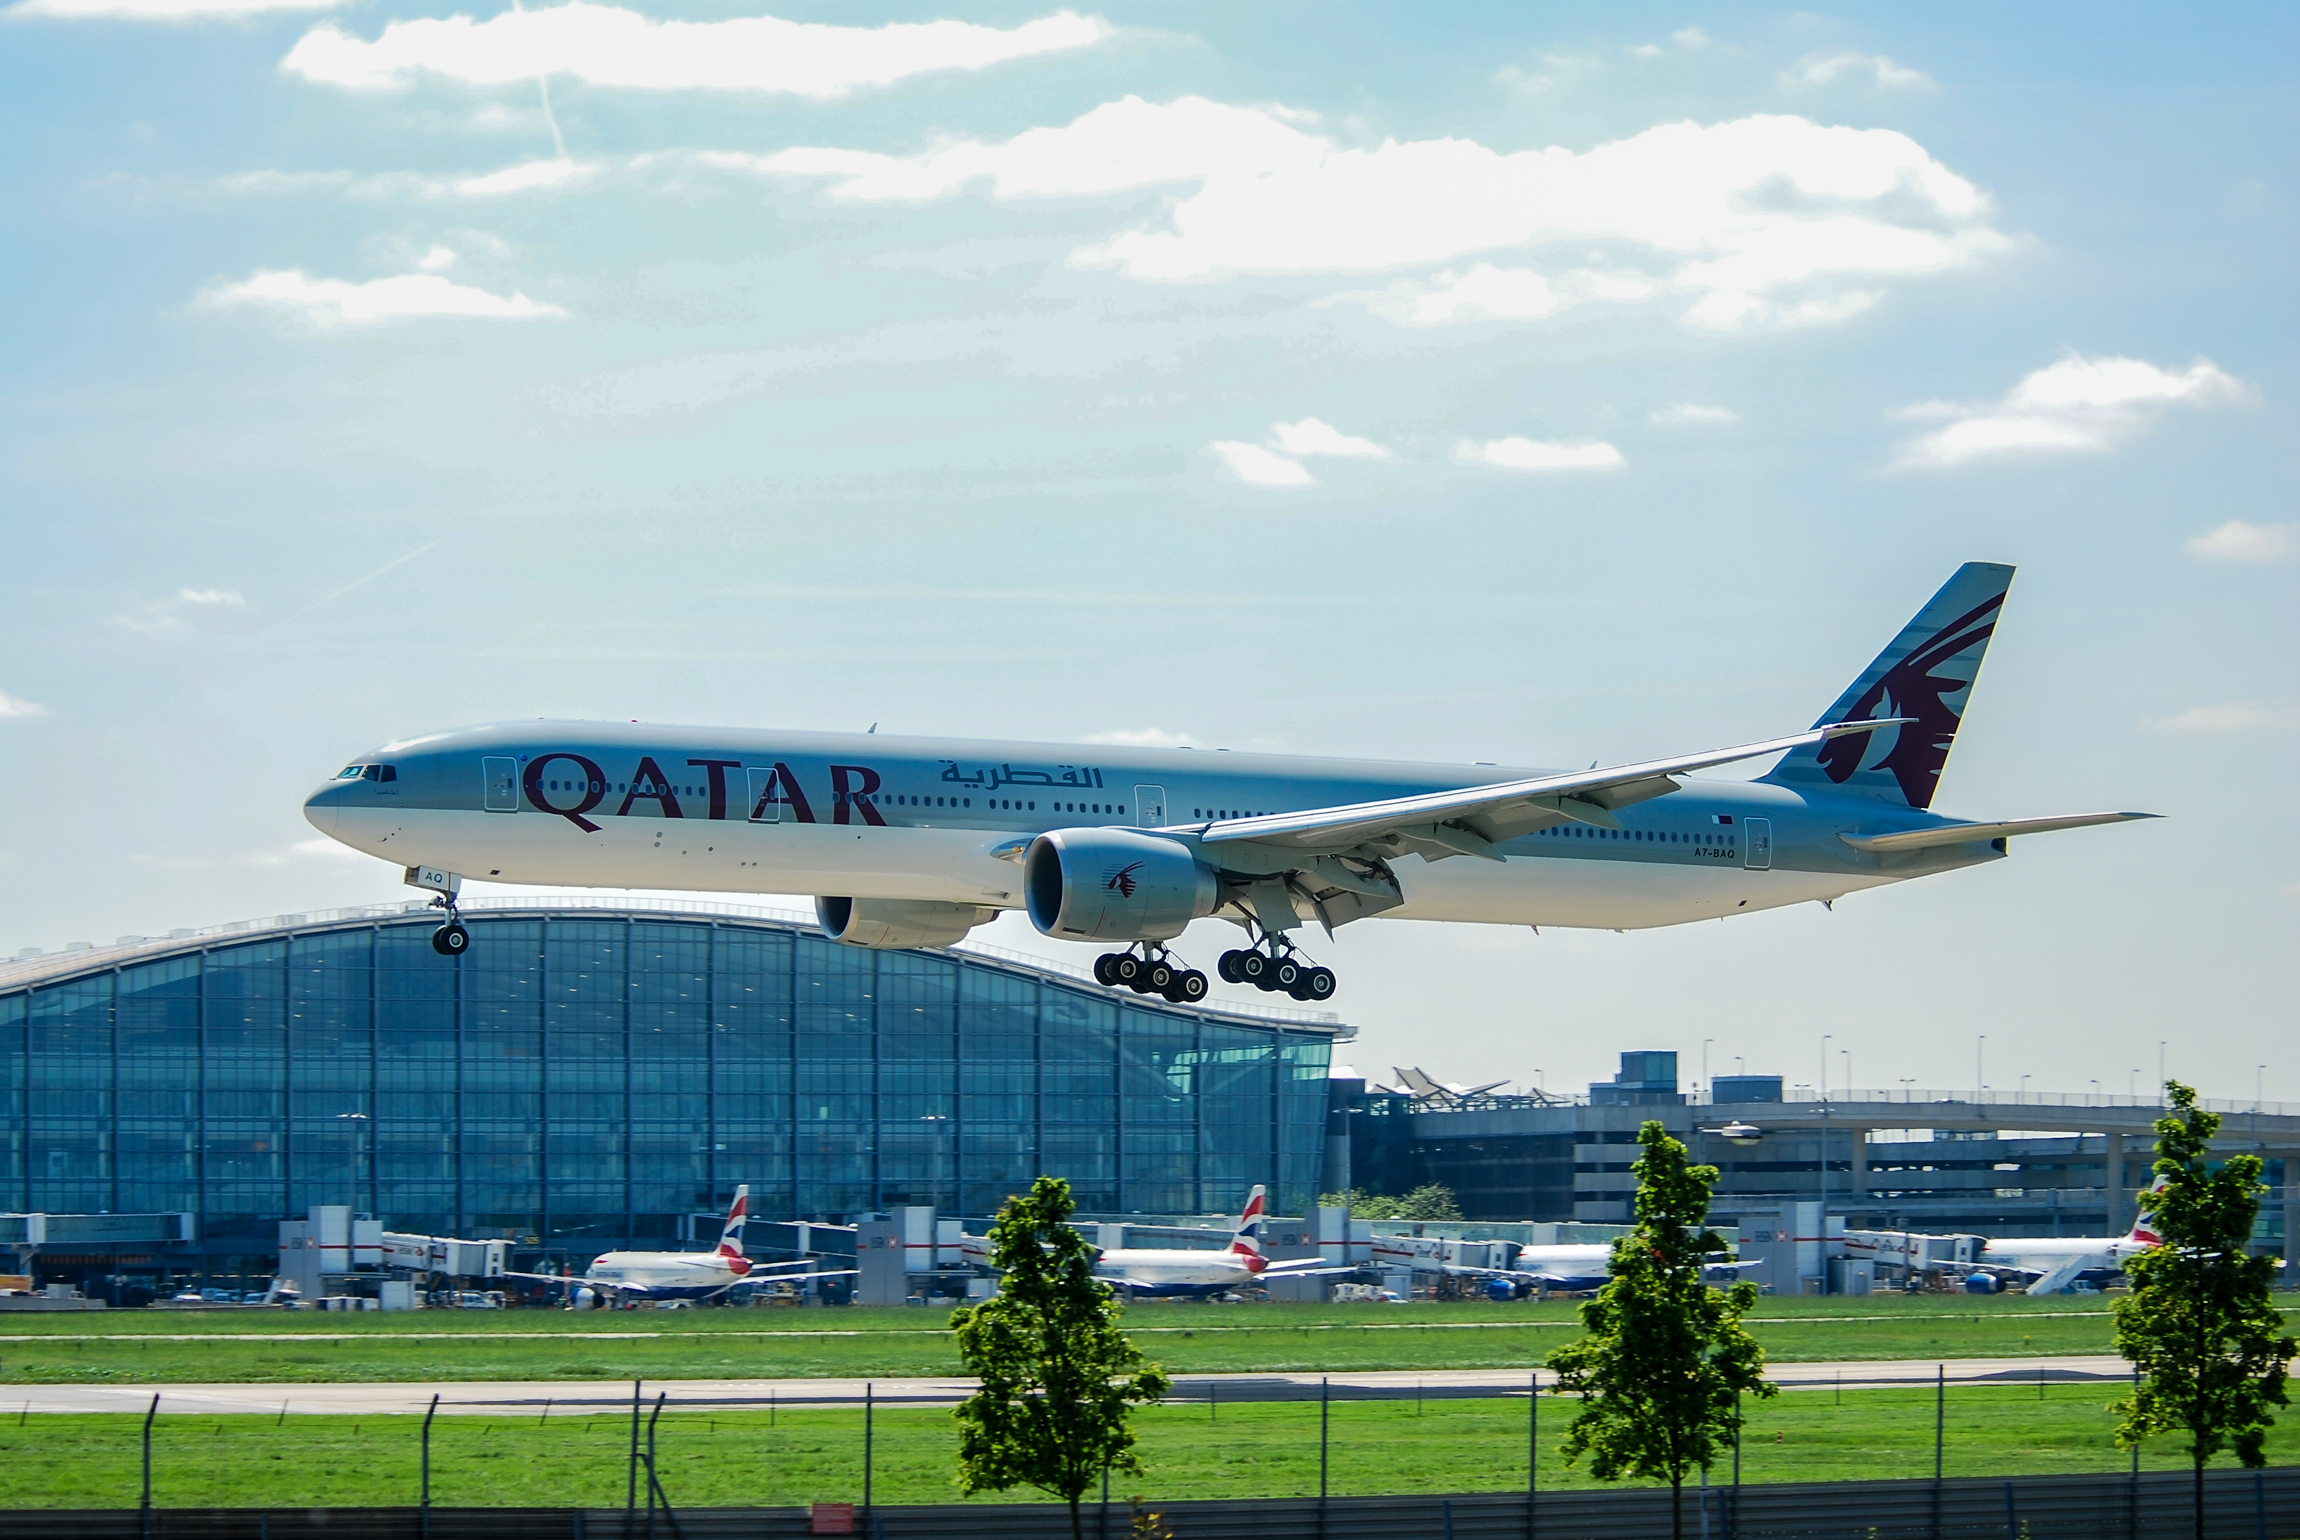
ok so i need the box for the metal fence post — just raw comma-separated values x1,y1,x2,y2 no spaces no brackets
421,1392,439,1540
1932,1364,1945,1540
1526,1371,1537,1540
140,1392,158,1540
2002,1480,2015,1539
2130,1365,2141,1540
1318,1376,1330,1540
863,1381,874,1520
627,1379,643,1524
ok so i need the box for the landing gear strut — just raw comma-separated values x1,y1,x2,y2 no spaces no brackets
1218,941,1336,1003
1093,945,1208,1006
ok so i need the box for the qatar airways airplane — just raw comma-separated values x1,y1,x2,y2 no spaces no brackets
303,564,2152,1002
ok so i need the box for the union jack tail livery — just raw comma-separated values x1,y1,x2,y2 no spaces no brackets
1227,1184,1270,1274
716,1185,753,1276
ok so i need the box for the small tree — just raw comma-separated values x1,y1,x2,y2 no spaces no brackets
1316,1183,1464,1222
2113,1081,2295,1540
949,1176,1170,1540
1547,1121,1774,1540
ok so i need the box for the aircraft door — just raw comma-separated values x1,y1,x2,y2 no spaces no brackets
1743,818,1773,870
1134,785,1167,827
746,766,782,823
482,757,519,813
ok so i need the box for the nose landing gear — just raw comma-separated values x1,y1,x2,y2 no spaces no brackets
1218,944,1336,1003
425,895,470,957
1093,945,1209,1005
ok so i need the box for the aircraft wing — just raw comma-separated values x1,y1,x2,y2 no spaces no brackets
1839,812,2158,854
1192,720,1908,858
2021,1254,2112,1296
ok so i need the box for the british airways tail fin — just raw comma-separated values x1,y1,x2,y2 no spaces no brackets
716,1184,750,1259
1761,563,2015,809
1228,1184,1268,1260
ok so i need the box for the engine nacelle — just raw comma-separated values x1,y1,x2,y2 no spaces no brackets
816,897,995,950
1025,828,1218,942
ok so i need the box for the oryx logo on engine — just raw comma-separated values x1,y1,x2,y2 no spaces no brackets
1105,862,1144,899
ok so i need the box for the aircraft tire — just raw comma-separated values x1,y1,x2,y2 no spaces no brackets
431,923,469,957
1176,969,1209,1003
1270,956,1301,991
1303,966,1337,1001
1094,953,1121,986
1217,950,1247,984
1237,951,1269,985
1145,958,1176,993
1110,953,1142,985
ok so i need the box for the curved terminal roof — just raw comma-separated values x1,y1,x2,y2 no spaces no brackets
0,894,1352,1039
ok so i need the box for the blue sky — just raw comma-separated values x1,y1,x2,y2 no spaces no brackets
2,2,2293,1107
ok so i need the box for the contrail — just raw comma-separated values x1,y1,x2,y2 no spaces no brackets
254,540,441,637
510,0,569,159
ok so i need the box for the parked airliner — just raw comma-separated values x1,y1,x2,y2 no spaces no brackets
303,564,2154,1000
1091,1186,1346,1297
505,1186,847,1305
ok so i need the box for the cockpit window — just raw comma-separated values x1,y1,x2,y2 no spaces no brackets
378,765,397,782
337,766,365,779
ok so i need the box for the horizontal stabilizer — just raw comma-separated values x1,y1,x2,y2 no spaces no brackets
1839,811,2159,854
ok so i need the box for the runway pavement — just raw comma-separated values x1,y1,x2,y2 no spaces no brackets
3,1355,2133,1416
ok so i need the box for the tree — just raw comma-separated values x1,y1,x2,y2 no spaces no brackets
2112,1080,2295,1540
1316,1183,1464,1222
1546,1120,1774,1540
949,1176,1170,1540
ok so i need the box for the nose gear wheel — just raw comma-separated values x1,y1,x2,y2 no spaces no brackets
426,893,470,957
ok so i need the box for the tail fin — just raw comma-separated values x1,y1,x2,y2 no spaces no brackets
1761,562,2014,809
716,1185,751,1273
2127,1176,2168,1246
1227,1184,1268,1262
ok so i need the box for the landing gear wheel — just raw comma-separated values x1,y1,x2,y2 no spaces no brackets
1110,953,1143,986
1094,953,1122,986
1269,955,1302,992
1301,966,1337,1002
1145,958,1177,994
1175,969,1209,1003
431,922,470,957
1238,951,1271,987
1217,950,1248,984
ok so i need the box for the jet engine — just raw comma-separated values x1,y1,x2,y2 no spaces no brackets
1025,828,1218,942
816,897,995,949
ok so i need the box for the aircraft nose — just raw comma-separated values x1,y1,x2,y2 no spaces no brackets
304,783,341,838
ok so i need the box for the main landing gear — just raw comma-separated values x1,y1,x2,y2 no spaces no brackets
1094,946,1209,1006
1218,944,1337,1004
427,895,470,957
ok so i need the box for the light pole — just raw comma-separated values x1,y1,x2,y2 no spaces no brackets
2019,1074,2029,1105
1899,1077,1913,1103
1821,1035,1832,1104
2158,1041,2166,1104
1976,1036,1985,1104
1840,1049,1851,1103
1702,1039,1714,1102
919,1115,951,1213
337,1112,369,1214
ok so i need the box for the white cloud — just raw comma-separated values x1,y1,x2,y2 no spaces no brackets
1785,51,1935,90
1650,402,1739,426
1672,26,1713,48
238,837,370,867
2187,520,2298,564
177,587,245,606
753,98,2005,332
1270,417,1391,460
216,157,605,202
112,587,246,635
2147,702,2296,734
196,268,567,327
1085,727,1203,749
0,692,47,718
1210,441,1314,487
415,244,456,272
1457,437,1626,472
1889,353,2246,470
281,4,1108,96
6,0,339,19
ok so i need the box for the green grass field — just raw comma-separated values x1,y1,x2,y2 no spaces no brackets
3,1383,2292,1510
0,1296,2222,1385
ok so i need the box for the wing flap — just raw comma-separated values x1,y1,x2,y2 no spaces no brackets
1839,811,2159,853
1195,720,1906,854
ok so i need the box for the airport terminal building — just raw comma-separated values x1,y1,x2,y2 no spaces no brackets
0,900,1341,1283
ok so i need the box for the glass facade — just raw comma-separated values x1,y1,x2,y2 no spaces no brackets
0,908,1335,1264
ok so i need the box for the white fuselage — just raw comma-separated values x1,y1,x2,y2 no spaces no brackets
1093,1248,1261,1292
303,722,2000,936
583,1249,748,1298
